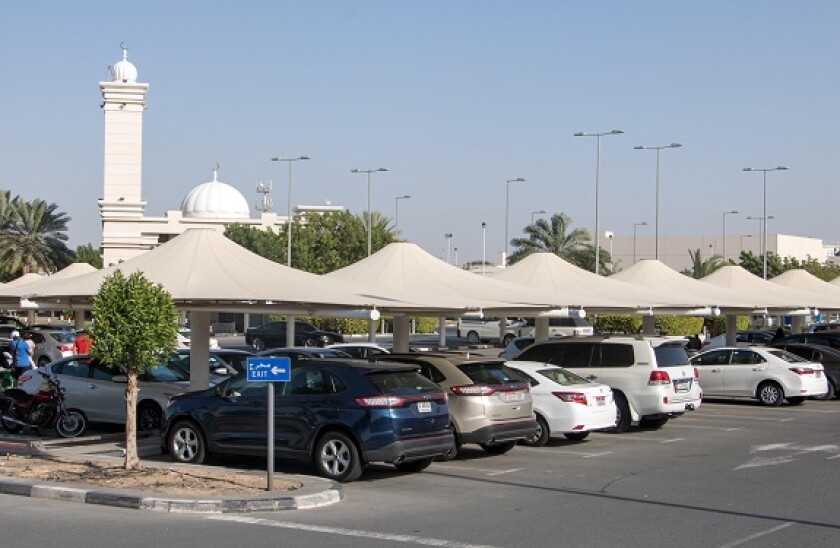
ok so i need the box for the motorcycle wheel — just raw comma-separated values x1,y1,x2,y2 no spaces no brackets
55,410,87,438
1,405,24,434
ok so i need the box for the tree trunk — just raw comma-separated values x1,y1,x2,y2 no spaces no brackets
124,371,140,470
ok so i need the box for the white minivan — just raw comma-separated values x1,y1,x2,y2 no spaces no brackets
457,314,528,345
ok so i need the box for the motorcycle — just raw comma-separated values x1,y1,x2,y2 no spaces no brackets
0,370,87,438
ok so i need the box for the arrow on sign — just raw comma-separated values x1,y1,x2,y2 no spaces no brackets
271,366,285,375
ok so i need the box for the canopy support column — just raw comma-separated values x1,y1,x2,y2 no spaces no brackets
725,315,738,346
189,311,211,391
438,317,447,349
393,315,410,353
73,308,85,330
286,315,296,347
642,315,656,335
534,317,550,343
368,319,376,343
791,315,806,334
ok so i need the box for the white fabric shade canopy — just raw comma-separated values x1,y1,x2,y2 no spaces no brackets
768,269,840,311
700,265,834,312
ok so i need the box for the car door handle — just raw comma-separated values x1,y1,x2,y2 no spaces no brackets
710,369,722,373
752,367,765,371
87,384,97,389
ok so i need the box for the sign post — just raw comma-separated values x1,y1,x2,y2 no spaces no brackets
246,356,291,491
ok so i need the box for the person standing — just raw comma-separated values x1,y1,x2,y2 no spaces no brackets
74,329,92,354
7,330,33,380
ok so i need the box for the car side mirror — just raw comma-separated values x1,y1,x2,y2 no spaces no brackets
213,367,230,376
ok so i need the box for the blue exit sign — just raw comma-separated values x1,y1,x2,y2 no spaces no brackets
246,357,291,382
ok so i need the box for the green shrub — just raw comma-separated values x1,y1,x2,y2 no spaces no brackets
654,316,704,336
593,315,642,334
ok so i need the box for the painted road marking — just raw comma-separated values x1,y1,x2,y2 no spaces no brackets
523,447,612,458
735,443,840,470
208,516,500,548
672,424,743,431
691,413,794,422
486,468,522,476
717,522,795,548
659,438,683,444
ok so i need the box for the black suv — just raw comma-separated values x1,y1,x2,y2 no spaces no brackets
245,321,344,350
773,332,840,351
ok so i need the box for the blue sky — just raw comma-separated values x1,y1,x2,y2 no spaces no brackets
2,1,838,265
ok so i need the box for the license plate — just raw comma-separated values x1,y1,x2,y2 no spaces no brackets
595,396,606,406
674,379,691,392
502,391,525,403
417,402,432,413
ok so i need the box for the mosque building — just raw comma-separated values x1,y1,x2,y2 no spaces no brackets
98,47,341,267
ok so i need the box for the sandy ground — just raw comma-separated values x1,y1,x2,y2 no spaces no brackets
0,453,300,496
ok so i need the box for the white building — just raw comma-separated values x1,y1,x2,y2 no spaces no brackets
98,47,340,267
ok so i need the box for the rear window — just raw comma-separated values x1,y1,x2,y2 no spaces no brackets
515,344,562,364
458,362,528,385
654,345,690,367
599,344,635,367
143,363,189,382
50,332,76,344
366,370,442,394
548,318,590,328
767,349,806,363
536,368,590,386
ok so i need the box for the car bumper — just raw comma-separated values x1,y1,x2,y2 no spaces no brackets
543,403,617,433
362,433,456,464
459,418,539,445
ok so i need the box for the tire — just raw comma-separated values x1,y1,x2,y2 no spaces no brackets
520,414,550,447
436,435,462,461
137,402,163,432
639,416,670,429
38,356,50,367
479,440,517,455
612,392,632,433
502,334,516,346
466,331,480,344
1,404,24,434
303,337,317,347
55,410,87,438
168,420,207,464
786,396,806,406
252,337,266,351
757,382,784,406
394,457,434,474
563,431,590,441
314,431,363,482
814,381,835,400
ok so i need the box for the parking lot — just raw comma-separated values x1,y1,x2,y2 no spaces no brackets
3,397,839,547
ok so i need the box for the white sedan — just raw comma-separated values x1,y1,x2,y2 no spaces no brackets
690,346,828,406
325,342,390,359
506,361,616,445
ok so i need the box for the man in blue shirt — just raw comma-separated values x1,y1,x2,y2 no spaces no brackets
8,330,33,380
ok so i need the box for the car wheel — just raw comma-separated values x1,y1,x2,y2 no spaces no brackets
1,404,24,434
252,337,266,351
303,337,317,347
436,434,462,461
314,431,363,482
814,380,835,400
639,416,669,429
520,414,550,447
466,331,480,344
394,457,434,474
55,410,87,438
611,392,632,433
786,396,806,406
168,420,207,464
757,381,784,406
479,440,517,454
563,431,590,441
137,402,163,432
502,334,516,346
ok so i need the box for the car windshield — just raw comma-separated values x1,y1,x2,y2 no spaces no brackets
654,345,690,366
767,349,807,363
144,363,189,382
366,370,441,395
536,367,590,386
458,362,528,385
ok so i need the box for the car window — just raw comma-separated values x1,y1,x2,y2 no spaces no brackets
91,362,120,380
731,350,765,365
142,363,189,382
28,333,45,344
515,344,562,364
781,346,812,361
296,322,317,333
692,350,731,365
654,345,689,367
599,344,634,367
222,374,265,398
418,362,446,384
287,369,328,395
458,362,527,385
366,370,441,394
515,338,535,351
54,358,91,378
536,367,590,386
562,343,595,367
218,353,249,374
767,349,806,363
511,369,540,387
50,332,76,344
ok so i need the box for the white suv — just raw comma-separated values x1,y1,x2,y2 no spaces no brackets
513,336,701,432
457,314,527,345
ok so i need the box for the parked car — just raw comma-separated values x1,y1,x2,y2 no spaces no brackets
257,347,352,361
505,361,616,445
521,317,594,338
176,328,220,349
768,343,840,399
0,316,27,331
26,330,76,366
456,314,528,345
498,336,536,360
163,361,455,482
19,356,190,430
167,348,254,383
513,337,702,432
245,321,344,350
773,332,840,351
28,323,76,334
702,330,775,350
326,342,390,359
375,353,538,459
690,346,828,405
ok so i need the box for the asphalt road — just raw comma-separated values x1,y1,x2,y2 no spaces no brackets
2,398,839,547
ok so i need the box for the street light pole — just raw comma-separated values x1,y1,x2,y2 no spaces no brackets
504,177,525,265
743,166,788,279
531,209,546,225
634,143,682,261
746,214,775,272
351,167,389,256
270,155,310,266
722,210,738,262
395,194,411,234
575,129,624,275
481,222,487,275
445,233,453,264
633,221,648,264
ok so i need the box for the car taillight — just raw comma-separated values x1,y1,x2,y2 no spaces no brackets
59,344,73,353
356,395,408,408
648,370,671,385
694,367,699,378
552,391,587,405
19,373,33,384
450,385,497,396
789,367,814,375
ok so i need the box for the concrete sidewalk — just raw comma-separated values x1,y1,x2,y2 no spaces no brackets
0,432,342,513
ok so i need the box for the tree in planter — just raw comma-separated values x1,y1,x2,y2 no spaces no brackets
88,271,178,470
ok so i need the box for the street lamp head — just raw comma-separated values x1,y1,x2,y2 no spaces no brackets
573,132,585,137
350,169,359,173
399,194,411,199
776,166,789,171
633,145,645,150
445,233,452,238
507,177,526,183
377,168,388,172
610,129,625,135
727,210,739,214
481,222,486,228
669,143,682,148
299,156,311,160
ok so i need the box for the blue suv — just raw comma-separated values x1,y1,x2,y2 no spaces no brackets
162,360,454,482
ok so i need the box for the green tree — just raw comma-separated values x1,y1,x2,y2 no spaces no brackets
0,195,73,278
509,213,592,265
565,246,620,275
682,248,725,279
75,243,103,269
738,250,788,278
799,258,840,281
88,271,179,470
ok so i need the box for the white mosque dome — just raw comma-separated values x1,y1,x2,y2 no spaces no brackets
181,168,250,219
110,47,138,83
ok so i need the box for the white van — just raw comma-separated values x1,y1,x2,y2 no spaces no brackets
521,317,594,338
457,314,527,345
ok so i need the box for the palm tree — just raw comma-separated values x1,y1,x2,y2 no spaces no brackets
0,197,73,276
682,248,725,279
508,213,592,265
